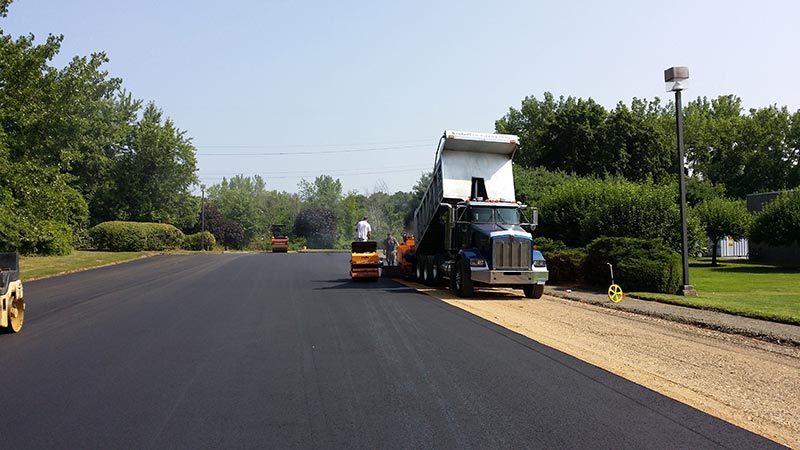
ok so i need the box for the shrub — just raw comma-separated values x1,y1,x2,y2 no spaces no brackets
20,220,73,256
585,237,681,293
182,231,216,251
90,221,184,251
535,177,705,254
533,236,567,254
544,247,587,283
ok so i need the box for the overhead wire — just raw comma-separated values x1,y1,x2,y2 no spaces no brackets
196,143,429,156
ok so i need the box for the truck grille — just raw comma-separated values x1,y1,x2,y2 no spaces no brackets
493,237,531,270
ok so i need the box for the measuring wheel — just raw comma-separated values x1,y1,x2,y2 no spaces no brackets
607,284,623,303
606,262,623,303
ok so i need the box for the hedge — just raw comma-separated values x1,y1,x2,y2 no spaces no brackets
544,247,587,284
531,177,706,254
584,237,681,294
182,231,216,251
90,221,184,251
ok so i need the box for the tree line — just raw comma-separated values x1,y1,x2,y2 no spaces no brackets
2,0,797,257
0,2,198,254
499,93,799,265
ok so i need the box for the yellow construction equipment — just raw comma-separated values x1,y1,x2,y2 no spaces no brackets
350,241,380,280
0,252,24,334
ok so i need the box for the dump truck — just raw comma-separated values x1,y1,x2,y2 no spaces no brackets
350,241,380,280
271,224,288,253
0,252,24,333
411,130,548,298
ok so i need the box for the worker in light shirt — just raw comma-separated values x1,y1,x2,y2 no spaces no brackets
356,216,372,241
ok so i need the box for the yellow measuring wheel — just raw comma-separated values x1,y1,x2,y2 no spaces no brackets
607,263,623,303
608,284,623,303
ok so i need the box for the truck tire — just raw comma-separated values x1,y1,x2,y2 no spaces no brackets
4,295,24,333
431,255,445,286
424,256,436,286
523,284,544,299
452,260,473,298
415,255,426,282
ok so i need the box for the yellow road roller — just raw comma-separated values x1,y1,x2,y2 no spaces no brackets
350,241,380,280
0,252,24,334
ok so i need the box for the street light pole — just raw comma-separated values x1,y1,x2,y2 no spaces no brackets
664,66,697,296
200,184,206,252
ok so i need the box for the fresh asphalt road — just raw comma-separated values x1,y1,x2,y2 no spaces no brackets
0,253,784,449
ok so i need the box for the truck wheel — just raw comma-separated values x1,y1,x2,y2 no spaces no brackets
453,260,473,298
523,284,544,299
6,295,24,333
424,256,436,286
431,255,445,286
415,255,426,282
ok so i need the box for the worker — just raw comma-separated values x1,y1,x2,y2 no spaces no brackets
356,216,372,241
383,233,399,266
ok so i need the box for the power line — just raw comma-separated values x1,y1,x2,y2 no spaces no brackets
198,166,430,181
199,163,428,176
196,143,430,156
195,138,432,149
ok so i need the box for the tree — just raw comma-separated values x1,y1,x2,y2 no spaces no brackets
298,175,343,208
294,207,337,249
498,94,674,182
0,25,99,252
106,103,199,227
685,177,725,207
495,92,557,167
750,190,800,246
605,100,671,182
207,175,266,245
694,198,751,266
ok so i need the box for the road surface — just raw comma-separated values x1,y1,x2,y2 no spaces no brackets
0,253,784,449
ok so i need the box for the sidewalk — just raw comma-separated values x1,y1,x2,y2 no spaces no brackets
544,284,800,347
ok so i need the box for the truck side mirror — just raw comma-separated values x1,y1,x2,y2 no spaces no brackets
520,207,538,230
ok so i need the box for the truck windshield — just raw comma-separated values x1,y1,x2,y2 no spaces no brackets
469,207,520,224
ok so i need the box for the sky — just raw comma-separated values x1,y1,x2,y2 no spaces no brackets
3,0,800,195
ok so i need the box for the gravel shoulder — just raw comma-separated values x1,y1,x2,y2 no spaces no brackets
400,280,800,448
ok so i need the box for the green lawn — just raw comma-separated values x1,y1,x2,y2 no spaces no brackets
19,250,158,281
631,258,800,324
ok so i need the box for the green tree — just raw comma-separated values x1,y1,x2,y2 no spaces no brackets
605,100,671,182
750,190,800,246
685,177,725,207
295,207,337,248
403,171,431,229
539,96,609,176
495,92,557,167
694,198,751,266
298,175,343,208
207,175,266,245
106,103,199,227
735,105,798,197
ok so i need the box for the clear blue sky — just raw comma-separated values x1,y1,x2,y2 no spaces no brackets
4,0,799,194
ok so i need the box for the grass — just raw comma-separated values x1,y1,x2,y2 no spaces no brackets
630,258,800,325
19,250,158,281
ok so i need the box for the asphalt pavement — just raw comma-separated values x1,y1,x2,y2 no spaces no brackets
0,253,786,449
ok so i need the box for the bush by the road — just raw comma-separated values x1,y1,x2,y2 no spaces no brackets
182,231,216,251
90,221,184,251
585,237,681,294
545,247,588,283
532,177,705,254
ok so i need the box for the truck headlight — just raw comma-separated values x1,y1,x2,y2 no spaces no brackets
469,258,486,267
532,260,547,268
